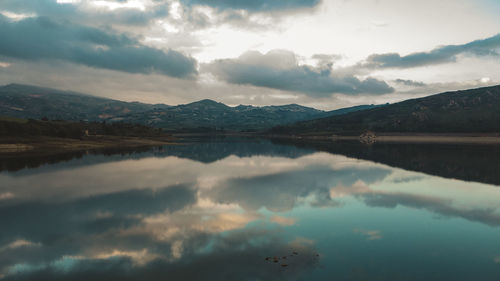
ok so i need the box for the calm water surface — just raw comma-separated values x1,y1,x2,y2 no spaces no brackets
1,138,500,281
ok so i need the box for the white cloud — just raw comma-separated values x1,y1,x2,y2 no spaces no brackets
0,11,36,21
90,0,146,11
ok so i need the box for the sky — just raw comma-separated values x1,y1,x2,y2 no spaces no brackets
0,0,499,109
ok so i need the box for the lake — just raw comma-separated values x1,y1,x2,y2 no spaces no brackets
1,137,500,281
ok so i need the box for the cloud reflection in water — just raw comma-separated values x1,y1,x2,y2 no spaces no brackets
1,141,500,280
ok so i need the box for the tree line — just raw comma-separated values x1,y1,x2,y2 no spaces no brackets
0,118,166,139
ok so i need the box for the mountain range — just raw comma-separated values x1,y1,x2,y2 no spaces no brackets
2,83,499,134
0,84,379,132
272,85,500,135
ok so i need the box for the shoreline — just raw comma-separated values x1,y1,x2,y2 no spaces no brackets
0,135,176,156
265,133,500,144
154,132,500,145
2,132,500,157
338,135,500,144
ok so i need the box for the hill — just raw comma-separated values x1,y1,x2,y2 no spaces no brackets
0,84,379,132
115,100,378,132
271,85,500,135
0,84,168,121
0,118,165,139
110,101,382,132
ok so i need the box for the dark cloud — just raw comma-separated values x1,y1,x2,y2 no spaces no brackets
0,0,169,27
363,33,500,69
0,0,77,18
205,50,394,96
394,79,426,87
0,16,197,78
311,53,342,66
311,54,341,61
180,0,321,12
179,1,321,31
86,6,169,26
0,0,289,34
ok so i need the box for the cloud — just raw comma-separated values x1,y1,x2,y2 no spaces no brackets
180,0,321,12
0,0,169,27
394,79,426,87
362,33,500,69
82,6,169,27
167,0,322,32
205,50,394,97
0,0,77,19
311,53,343,68
0,15,197,78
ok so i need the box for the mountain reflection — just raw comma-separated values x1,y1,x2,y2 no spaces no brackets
1,140,500,280
3,137,500,188
274,139,500,186
0,137,313,174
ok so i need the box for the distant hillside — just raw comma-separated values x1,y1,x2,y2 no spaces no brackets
0,84,380,132
0,84,168,121
115,100,379,131
272,85,500,135
324,104,385,116
0,117,164,139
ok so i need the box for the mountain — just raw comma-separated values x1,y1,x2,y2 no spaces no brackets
325,104,385,116
272,85,500,135
0,84,168,121
114,100,382,132
111,100,325,131
0,84,380,131
114,101,382,132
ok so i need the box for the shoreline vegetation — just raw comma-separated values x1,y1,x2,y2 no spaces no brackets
0,118,175,155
